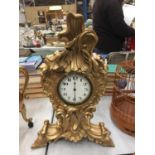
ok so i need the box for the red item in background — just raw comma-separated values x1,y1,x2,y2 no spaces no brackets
127,37,135,51
32,40,41,48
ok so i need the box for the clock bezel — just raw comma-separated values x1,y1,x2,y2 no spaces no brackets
57,72,93,106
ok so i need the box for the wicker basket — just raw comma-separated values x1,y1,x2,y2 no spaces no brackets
110,60,135,136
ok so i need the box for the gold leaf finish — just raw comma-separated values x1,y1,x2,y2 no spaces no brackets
32,13,113,148
58,13,84,42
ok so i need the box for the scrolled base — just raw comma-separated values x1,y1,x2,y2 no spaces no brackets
32,120,114,148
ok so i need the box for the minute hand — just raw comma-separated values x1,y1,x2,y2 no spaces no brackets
73,81,76,102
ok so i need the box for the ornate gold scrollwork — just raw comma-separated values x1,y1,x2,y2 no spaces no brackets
32,13,113,148
58,13,85,42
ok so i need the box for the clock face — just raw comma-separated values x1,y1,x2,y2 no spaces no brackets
58,73,92,105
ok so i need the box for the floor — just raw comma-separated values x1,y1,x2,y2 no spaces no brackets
19,96,135,155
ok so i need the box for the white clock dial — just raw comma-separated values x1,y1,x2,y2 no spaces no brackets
58,73,92,105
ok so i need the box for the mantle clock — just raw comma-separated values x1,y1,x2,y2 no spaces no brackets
32,13,114,148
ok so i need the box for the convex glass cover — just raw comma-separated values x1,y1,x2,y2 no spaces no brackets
58,73,92,105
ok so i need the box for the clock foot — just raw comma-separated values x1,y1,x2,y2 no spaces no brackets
31,137,47,149
86,122,114,147
32,122,49,148
32,120,63,148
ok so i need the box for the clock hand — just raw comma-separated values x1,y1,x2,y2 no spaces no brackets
73,81,76,103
